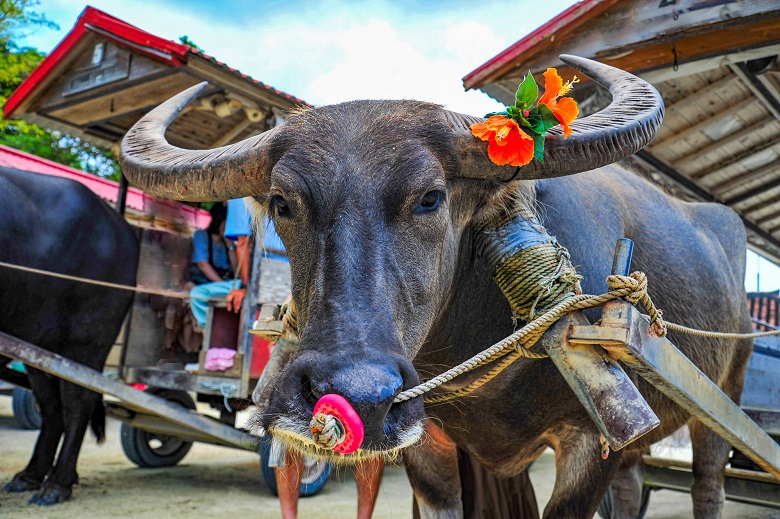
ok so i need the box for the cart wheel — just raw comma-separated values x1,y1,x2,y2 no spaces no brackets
11,388,41,430
120,388,196,468
597,485,651,519
259,435,332,497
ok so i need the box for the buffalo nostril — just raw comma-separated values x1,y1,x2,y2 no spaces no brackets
301,374,322,409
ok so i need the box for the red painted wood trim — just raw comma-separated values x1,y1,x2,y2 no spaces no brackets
462,0,621,90
3,6,191,119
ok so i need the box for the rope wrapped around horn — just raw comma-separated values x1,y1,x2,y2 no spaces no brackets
448,54,665,181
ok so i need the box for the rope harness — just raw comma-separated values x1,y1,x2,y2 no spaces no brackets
391,209,775,404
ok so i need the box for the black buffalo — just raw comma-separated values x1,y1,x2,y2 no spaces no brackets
0,166,138,505
120,56,752,518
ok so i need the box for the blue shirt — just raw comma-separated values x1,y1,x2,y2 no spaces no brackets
191,229,230,271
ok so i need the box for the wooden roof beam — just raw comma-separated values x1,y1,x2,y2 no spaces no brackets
210,118,253,148
753,206,780,226
738,191,780,216
634,150,780,257
663,75,736,115
711,161,780,197
725,174,780,207
676,115,777,165
651,97,754,149
689,136,780,181
730,62,780,122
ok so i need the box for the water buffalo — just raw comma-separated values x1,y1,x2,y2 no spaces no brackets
120,56,752,518
0,167,138,504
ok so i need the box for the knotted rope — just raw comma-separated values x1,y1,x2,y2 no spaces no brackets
309,413,346,449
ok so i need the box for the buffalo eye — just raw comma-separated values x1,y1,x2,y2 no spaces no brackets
270,195,290,218
416,190,445,214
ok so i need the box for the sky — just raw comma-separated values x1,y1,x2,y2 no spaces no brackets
18,0,582,115
14,0,780,292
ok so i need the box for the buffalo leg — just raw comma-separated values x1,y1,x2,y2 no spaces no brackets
544,431,622,519
4,368,63,493
604,449,646,519
30,381,102,505
689,421,728,519
405,420,462,519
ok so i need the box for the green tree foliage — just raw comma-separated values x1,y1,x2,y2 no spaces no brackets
178,35,204,52
0,0,57,48
0,0,120,179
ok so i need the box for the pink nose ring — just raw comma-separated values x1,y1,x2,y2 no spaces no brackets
309,394,365,454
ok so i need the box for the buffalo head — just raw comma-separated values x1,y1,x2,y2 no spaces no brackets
120,55,663,461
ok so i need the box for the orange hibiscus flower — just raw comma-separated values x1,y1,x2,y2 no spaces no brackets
538,68,579,137
471,115,535,167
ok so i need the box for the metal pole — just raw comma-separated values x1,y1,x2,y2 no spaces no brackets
612,238,634,276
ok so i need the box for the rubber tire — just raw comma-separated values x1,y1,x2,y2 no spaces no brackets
597,485,651,519
120,388,196,468
11,388,41,430
259,435,333,497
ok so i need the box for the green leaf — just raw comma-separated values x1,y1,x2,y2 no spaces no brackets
537,104,561,133
533,134,545,163
483,110,508,118
522,108,545,135
514,72,539,110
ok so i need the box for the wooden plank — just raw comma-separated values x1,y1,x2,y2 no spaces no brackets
644,456,780,485
651,97,754,149
210,118,253,147
0,331,258,450
675,116,777,165
663,74,736,115
45,73,201,126
711,161,780,197
187,57,303,112
689,136,780,181
538,313,660,452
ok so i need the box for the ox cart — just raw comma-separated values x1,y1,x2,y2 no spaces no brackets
0,215,332,498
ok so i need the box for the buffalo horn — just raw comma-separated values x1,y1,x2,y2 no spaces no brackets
448,54,664,181
120,82,281,201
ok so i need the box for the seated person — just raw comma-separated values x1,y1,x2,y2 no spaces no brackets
189,202,239,330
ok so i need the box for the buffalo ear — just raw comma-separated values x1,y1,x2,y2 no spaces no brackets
120,82,281,201
449,55,664,181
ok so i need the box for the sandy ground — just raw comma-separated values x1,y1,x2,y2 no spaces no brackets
0,396,778,518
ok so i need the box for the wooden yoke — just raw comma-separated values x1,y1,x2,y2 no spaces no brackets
536,240,659,451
